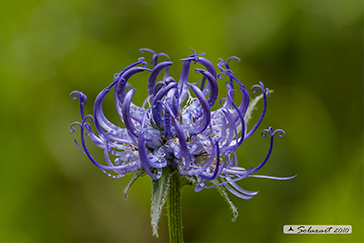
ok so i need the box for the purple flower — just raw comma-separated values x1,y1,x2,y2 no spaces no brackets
70,48,296,200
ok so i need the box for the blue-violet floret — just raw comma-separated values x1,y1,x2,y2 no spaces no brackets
69,49,295,199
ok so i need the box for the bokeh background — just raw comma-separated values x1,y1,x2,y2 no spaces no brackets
0,0,362,242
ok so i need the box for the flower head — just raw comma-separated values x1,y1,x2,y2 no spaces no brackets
70,48,295,200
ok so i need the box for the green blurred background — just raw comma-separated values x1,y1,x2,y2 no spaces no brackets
0,0,362,242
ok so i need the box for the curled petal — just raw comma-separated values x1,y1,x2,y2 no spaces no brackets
94,87,121,136
138,107,165,180
226,56,241,66
153,81,165,96
194,68,218,107
261,130,270,138
225,177,259,196
166,86,179,117
180,48,205,62
151,81,177,126
71,91,87,120
219,109,238,152
164,88,178,139
122,89,139,140
252,81,270,97
224,183,255,200
140,48,156,55
221,71,250,116
178,59,192,104
226,89,246,147
140,48,170,66
218,56,240,74
207,166,254,187
179,49,216,104
180,137,216,176
69,121,81,133
217,58,237,99
200,141,224,180
181,49,216,78
114,57,147,82
273,129,285,137
70,91,87,105
75,115,135,175
69,122,86,154
114,67,147,105
148,61,173,97
188,83,211,135
163,102,190,170
250,127,284,174
194,57,217,79
250,174,297,180
245,82,269,138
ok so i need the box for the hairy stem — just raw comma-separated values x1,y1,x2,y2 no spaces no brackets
167,171,184,243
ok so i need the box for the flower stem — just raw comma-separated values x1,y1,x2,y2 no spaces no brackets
167,171,184,243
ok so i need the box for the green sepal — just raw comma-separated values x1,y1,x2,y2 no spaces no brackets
151,167,173,237
179,174,193,187
123,170,145,200
245,89,273,123
212,179,239,222
236,90,273,134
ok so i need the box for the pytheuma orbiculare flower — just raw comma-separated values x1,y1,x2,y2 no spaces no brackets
70,48,296,236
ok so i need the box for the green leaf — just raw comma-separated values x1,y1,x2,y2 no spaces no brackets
213,180,239,222
151,167,173,237
179,175,194,187
123,170,144,200
237,90,273,134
